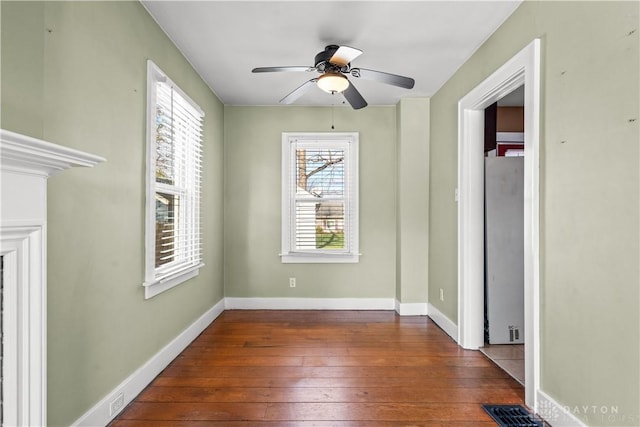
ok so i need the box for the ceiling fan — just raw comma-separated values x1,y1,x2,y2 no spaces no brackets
252,45,415,110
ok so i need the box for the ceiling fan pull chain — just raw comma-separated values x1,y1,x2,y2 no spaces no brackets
331,104,335,130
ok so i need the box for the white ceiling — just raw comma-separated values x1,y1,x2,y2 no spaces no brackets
142,1,523,107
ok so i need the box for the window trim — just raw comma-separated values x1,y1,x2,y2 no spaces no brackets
143,60,204,299
281,132,359,263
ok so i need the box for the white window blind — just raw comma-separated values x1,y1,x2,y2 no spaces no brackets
282,133,359,263
144,60,204,298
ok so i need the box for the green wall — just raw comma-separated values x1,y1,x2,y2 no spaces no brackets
223,106,398,299
1,2,224,425
1,1,45,137
429,1,639,425
396,98,430,304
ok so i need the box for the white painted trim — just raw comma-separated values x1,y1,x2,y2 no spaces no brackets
457,39,541,409
143,263,203,299
427,303,458,341
1,227,46,426
536,390,588,427
0,128,105,177
71,298,225,427
394,300,428,316
457,106,486,350
225,297,395,311
280,252,361,263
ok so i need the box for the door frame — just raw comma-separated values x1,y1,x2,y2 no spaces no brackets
456,39,540,408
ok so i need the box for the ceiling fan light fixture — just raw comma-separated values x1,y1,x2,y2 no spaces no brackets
317,73,349,94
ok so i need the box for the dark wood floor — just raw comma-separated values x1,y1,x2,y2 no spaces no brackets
110,310,524,426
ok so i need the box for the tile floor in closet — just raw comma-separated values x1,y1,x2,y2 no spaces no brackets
479,344,524,385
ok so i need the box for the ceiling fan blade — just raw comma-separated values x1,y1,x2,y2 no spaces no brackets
343,83,367,110
329,46,363,66
280,78,318,104
350,68,415,89
252,66,315,73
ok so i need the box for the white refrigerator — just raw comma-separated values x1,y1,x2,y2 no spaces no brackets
485,156,524,344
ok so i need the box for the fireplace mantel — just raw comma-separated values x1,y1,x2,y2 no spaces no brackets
1,129,105,426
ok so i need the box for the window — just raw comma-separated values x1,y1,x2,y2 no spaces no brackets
281,132,359,263
144,60,204,299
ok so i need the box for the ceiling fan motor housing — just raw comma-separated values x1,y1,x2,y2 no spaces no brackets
315,45,347,73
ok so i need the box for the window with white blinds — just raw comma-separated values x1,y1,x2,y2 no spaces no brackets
281,133,359,263
144,60,204,299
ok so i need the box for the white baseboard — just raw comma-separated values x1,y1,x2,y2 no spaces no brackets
224,297,395,311
536,390,588,427
427,303,458,341
71,298,226,427
394,300,428,316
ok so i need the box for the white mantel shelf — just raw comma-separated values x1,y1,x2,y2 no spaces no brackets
1,128,105,426
1,128,106,177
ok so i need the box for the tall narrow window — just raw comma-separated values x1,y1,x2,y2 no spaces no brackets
144,60,204,299
281,133,359,263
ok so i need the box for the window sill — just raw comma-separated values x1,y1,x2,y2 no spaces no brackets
143,263,204,299
281,253,360,264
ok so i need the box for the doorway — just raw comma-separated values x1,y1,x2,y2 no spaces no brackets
457,39,540,409
481,89,525,385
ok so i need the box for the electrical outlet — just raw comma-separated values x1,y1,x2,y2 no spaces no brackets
109,392,125,416
289,277,296,288
439,288,444,301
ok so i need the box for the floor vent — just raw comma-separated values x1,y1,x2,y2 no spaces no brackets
482,404,544,427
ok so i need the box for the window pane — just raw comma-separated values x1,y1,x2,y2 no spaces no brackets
155,191,177,267
315,201,345,249
296,148,344,197
155,83,175,185
294,200,345,250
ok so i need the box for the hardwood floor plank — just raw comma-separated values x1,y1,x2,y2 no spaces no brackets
263,402,494,422
137,385,523,404
151,375,523,390
117,402,268,421
180,346,352,357
110,310,524,425
173,355,306,367
299,355,494,367
173,354,493,368
161,365,512,380
119,401,495,422
181,345,481,358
